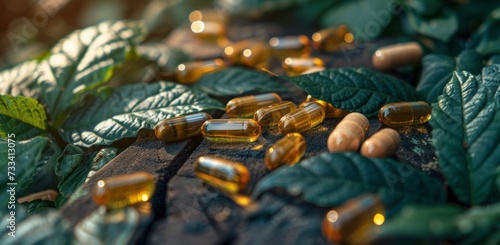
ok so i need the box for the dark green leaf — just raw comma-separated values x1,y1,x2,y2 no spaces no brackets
430,71,500,205
136,42,191,70
469,7,500,56
192,67,289,96
26,200,56,214
400,0,443,17
0,60,39,98
0,95,47,140
404,7,458,42
61,81,224,147
482,64,500,101
287,68,420,116
216,0,317,15
253,152,445,215
36,20,146,124
488,54,500,65
456,50,484,74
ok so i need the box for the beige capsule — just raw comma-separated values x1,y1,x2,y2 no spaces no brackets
265,133,306,171
372,42,423,71
328,112,369,152
361,128,400,158
253,101,297,127
282,57,325,76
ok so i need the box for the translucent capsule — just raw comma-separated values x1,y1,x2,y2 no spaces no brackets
190,20,228,46
201,119,261,143
176,59,225,84
253,101,297,127
226,93,282,118
265,133,306,171
378,101,431,127
282,57,325,76
278,102,325,134
312,25,353,52
269,35,311,58
18,190,59,203
93,172,155,209
322,194,385,244
224,40,271,68
194,156,250,194
328,112,369,152
372,42,423,71
300,95,350,118
301,66,325,75
361,128,400,158
154,112,212,143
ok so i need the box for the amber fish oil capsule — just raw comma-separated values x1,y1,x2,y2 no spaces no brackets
224,40,271,68
312,25,353,52
201,119,261,143
372,42,423,71
190,20,228,46
92,172,155,209
154,112,212,143
253,101,297,127
265,133,306,171
194,156,250,194
328,112,369,152
300,95,350,118
282,57,325,76
278,102,325,134
176,59,225,84
378,101,431,127
226,93,282,118
322,194,385,244
361,128,400,158
269,35,311,58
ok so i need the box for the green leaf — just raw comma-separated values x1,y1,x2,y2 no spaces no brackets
36,20,147,124
136,42,191,70
319,0,392,39
429,71,500,205
482,64,500,101
0,60,39,98
61,81,224,147
0,94,47,140
215,0,318,15
287,68,420,116
417,50,483,103
253,152,445,215
404,7,458,42
400,0,443,17
192,67,289,96
469,7,500,56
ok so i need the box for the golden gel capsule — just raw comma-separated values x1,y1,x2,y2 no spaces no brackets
378,101,431,127
226,93,282,118
312,25,353,52
194,156,250,194
154,112,212,143
201,119,261,142
322,194,385,245
190,20,228,46
224,40,271,68
265,133,306,171
361,128,400,158
269,35,311,58
92,172,155,209
282,57,325,76
278,102,325,134
372,42,423,71
328,112,369,152
300,95,350,118
301,66,325,75
253,101,297,127
189,9,226,23
176,59,225,84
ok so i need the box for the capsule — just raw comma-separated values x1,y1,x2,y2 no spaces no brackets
201,119,261,143
361,128,400,158
327,112,369,152
282,57,325,76
378,101,431,127
278,102,325,134
372,42,423,71
194,156,250,194
18,190,59,204
226,93,282,118
301,66,325,75
189,9,226,23
269,35,311,58
300,95,350,118
176,59,225,84
154,112,212,142
190,20,228,46
265,133,306,171
253,101,297,127
223,40,271,68
312,25,353,52
92,172,155,209
322,194,385,245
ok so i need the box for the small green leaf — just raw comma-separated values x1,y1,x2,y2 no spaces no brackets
482,64,500,101
430,71,500,205
469,7,500,56
253,152,445,215
136,42,191,70
36,20,147,124
0,60,39,98
61,81,224,147
0,94,47,140
287,68,420,116
192,67,289,96
404,7,458,42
